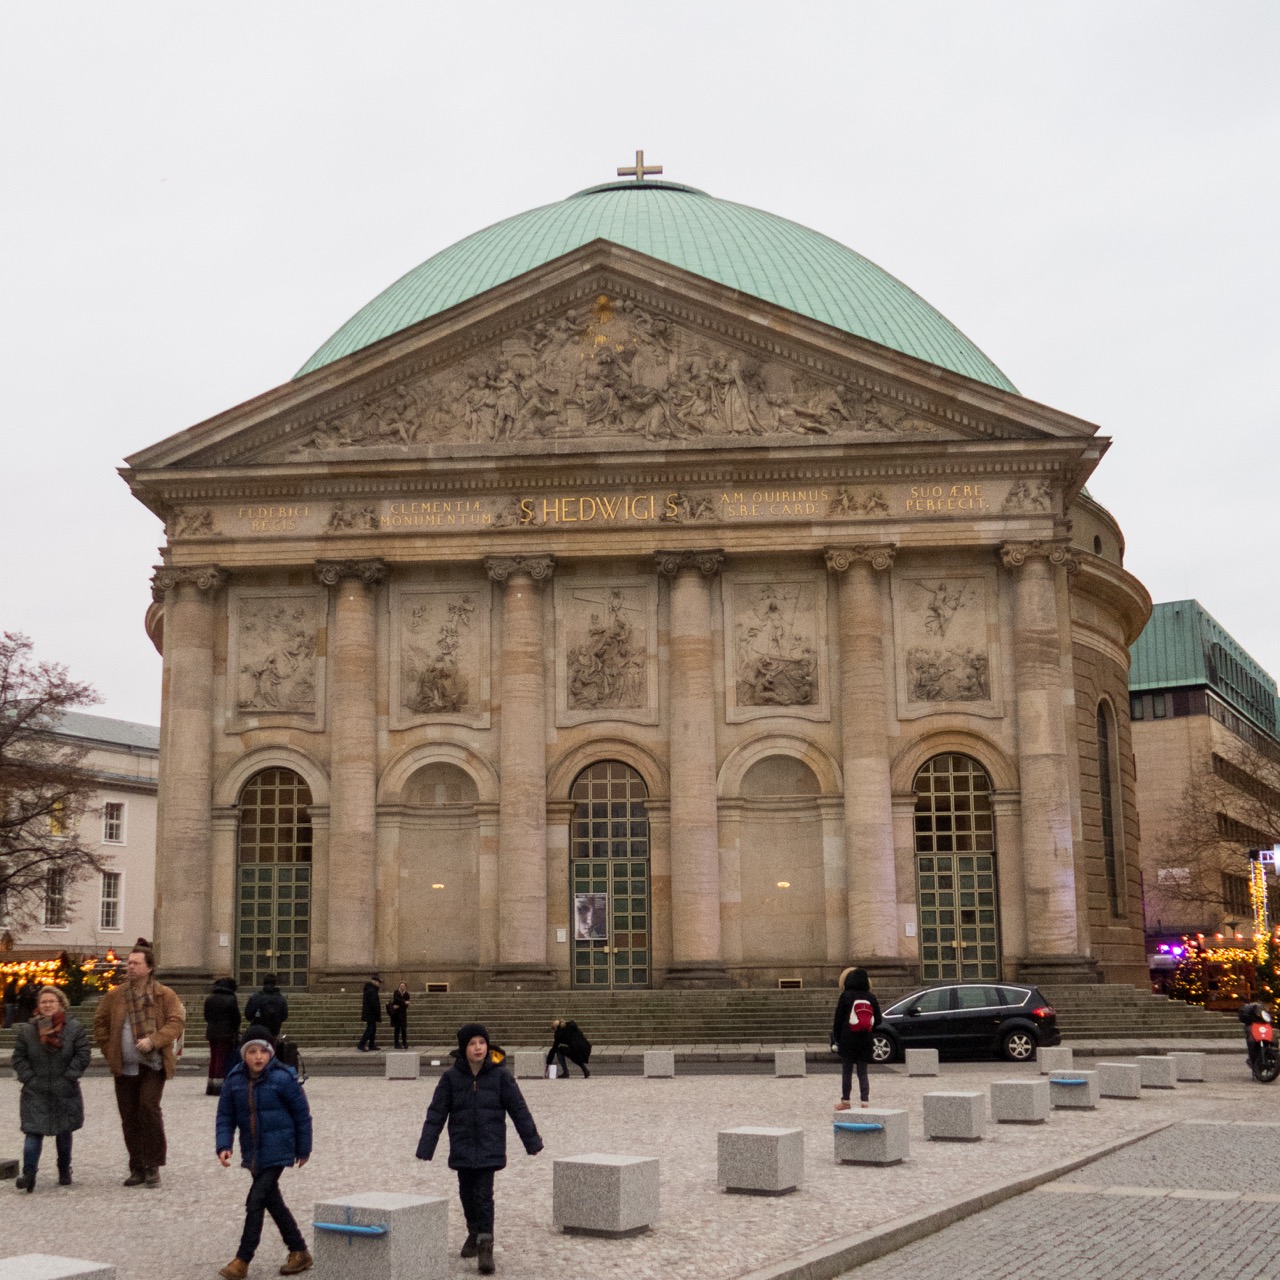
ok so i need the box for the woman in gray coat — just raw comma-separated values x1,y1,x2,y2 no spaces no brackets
11,985,91,1191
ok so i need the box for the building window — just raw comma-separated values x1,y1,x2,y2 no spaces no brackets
100,871,122,931
48,801,67,838
1097,702,1125,917
1152,694,1167,719
1222,872,1250,919
1130,696,1144,721
44,869,67,928
103,802,125,844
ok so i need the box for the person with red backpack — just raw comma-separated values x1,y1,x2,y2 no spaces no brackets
831,968,881,1110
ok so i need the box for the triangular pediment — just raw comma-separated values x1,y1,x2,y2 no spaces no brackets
124,242,1101,476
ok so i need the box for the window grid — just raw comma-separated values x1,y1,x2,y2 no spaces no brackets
44,869,67,928
103,802,125,844
100,870,122,930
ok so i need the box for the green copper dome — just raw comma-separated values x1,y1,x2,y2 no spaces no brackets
297,180,1016,392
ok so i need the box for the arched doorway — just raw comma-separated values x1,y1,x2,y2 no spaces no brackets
569,760,651,989
235,767,313,989
913,753,1001,981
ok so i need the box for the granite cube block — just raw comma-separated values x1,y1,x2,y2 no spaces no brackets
905,1048,939,1076
553,1153,659,1236
1138,1056,1177,1089
773,1049,806,1078
1038,1046,1073,1074
313,1191,448,1280
833,1107,909,1165
643,1049,675,1078
0,1159,17,1180
510,1050,545,1079
1169,1051,1205,1082
384,1051,420,1080
718,1126,804,1194
990,1078,1050,1123
0,1258,116,1280
1049,1070,1099,1109
922,1091,985,1141
1097,1062,1142,1099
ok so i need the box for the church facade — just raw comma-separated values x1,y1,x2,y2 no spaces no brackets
123,174,1151,991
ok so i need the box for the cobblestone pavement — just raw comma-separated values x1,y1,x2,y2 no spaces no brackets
842,1120,1280,1279
0,1055,1269,1280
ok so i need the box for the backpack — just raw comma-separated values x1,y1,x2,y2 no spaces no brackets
849,997,874,1033
275,1034,307,1085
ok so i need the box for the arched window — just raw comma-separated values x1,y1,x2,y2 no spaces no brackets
913,753,1001,981
236,768,312,989
569,761,650,989
1097,702,1124,917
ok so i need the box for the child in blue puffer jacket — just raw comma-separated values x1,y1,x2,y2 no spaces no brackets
215,1025,314,1279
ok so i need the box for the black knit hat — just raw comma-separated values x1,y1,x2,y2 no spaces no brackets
240,1024,276,1059
457,1022,489,1054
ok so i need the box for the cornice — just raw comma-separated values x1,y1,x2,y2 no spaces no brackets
1068,556,1153,648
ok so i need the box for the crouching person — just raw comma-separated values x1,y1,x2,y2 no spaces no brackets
416,1022,543,1275
215,1025,313,1278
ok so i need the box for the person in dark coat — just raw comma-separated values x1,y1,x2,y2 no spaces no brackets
389,982,411,1050
357,974,382,1051
243,974,288,1039
3,976,17,1028
417,1022,543,1275
215,1025,313,1278
545,1018,592,1078
204,977,241,1097
831,967,882,1109
11,985,91,1190
15,981,39,1025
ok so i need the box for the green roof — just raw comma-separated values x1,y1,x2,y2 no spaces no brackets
1130,600,1279,739
297,179,1016,391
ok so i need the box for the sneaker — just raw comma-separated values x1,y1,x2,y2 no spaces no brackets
279,1249,313,1274
219,1261,249,1280
460,1233,478,1258
834,1100,852,1111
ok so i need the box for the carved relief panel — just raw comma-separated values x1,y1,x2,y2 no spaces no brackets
555,578,658,727
390,582,491,730
227,587,327,731
723,572,829,723
891,567,1002,720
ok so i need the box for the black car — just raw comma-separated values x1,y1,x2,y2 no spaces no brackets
870,982,1060,1063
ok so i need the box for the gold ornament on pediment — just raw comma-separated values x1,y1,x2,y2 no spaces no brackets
287,299,942,454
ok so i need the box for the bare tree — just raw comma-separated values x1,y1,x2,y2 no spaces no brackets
0,633,106,927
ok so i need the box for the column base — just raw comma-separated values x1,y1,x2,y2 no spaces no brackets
1012,954,1103,986
663,961,732,989
313,967,382,993
488,963,559,990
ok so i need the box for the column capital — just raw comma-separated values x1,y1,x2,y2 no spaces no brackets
485,554,555,583
654,549,724,578
150,564,226,602
998,539,1078,574
314,558,387,587
824,544,896,574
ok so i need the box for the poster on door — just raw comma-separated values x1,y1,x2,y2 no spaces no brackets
574,893,609,941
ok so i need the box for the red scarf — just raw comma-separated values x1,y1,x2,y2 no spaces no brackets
36,1010,65,1051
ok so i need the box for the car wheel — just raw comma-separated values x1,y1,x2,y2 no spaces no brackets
871,1032,897,1064
1001,1029,1036,1062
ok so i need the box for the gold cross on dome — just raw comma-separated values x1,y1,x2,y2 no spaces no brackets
617,149,663,182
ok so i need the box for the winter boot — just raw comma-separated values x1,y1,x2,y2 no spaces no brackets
143,1166,161,1187
122,1167,146,1186
477,1233,495,1274
57,1163,72,1186
219,1260,249,1280
15,1167,34,1193
279,1249,313,1274
460,1233,478,1258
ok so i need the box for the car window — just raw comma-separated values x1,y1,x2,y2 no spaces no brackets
997,986,1031,1007
912,987,953,1014
954,986,1003,1009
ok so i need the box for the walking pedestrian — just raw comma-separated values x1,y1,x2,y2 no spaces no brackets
11,986,91,1191
91,938,185,1187
243,973,289,1039
544,1018,591,1078
416,1023,543,1274
831,967,881,1110
203,977,241,1097
356,974,382,1051
215,1025,313,1278
389,982,411,1050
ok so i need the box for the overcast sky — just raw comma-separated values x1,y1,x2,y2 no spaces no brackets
2,1,1276,725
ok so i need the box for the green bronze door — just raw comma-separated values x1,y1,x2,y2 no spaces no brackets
569,761,651,989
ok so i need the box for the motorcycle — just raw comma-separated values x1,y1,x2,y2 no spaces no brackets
1240,1003,1279,1083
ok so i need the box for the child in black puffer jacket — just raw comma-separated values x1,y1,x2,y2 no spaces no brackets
417,1022,543,1275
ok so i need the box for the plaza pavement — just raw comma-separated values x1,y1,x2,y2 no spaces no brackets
1,1053,1268,1280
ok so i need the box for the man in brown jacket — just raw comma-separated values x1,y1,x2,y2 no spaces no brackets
93,939,185,1187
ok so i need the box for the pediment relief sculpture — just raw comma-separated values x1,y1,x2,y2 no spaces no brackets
168,507,216,538
283,297,948,457
390,584,491,731
228,591,326,728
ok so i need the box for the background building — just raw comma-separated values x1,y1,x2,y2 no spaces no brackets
1130,599,1280,959
122,172,1152,992
5,712,158,959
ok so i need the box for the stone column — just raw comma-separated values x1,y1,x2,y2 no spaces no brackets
151,564,225,979
315,559,385,981
825,545,907,979
655,549,728,987
999,540,1095,982
486,555,556,986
